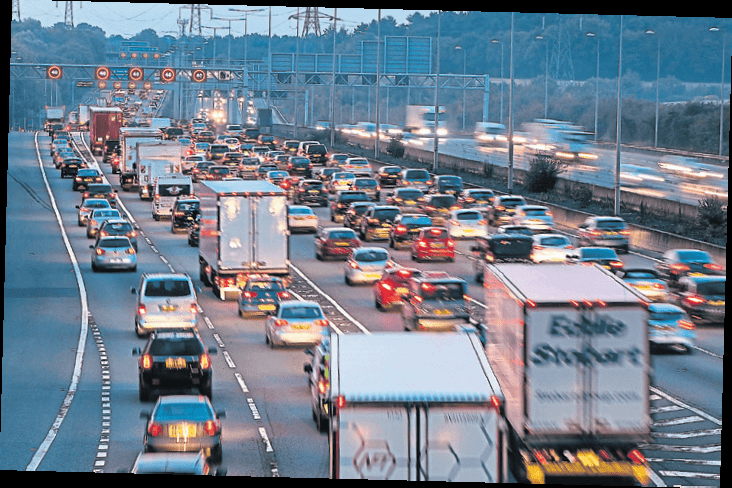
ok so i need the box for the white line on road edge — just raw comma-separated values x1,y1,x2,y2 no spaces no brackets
288,289,344,335
26,132,90,471
649,385,722,426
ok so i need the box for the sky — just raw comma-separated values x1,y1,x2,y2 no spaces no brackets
18,4,437,38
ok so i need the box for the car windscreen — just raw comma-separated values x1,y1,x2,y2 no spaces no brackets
302,181,323,189
624,270,657,279
440,177,461,185
501,198,525,207
149,338,204,356
381,167,401,174
99,238,131,248
307,145,326,154
490,236,533,257
155,403,212,422
420,282,464,301
289,207,313,215
77,170,99,176
354,179,377,187
397,190,424,200
246,280,286,292
93,210,121,218
404,170,429,180
291,158,311,165
596,219,626,230
144,280,192,297
373,209,400,220
328,230,357,240
523,208,548,216
355,249,389,263
581,248,617,259
468,191,494,199
104,222,133,233
334,173,355,180
676,250,712,263
340,193,368,203
696,280,725,295
87,185,112,193
402,216,432,226
84,200,111,208
281,306,323,319
176,202,199,212
430,196,456,207
158,184,192,197
539,236,570,247
456,211,481,220
649,310,685,322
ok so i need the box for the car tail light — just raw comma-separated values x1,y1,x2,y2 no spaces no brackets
243,291,258,299
495,205,505,211
141,354,153,370
274,319,288,327
704,263,723,271
478,220,487,225
83,192,90,198
684,295,706,306
610,260,624,268
449,220,460,226
349,261,359,269
619,230,631,236
148,423,163,437
314,319,329,327
653,283,665,289
95,248,106,255
277,291,290,299
128,231,137,238
125,247,136,255
318,379,329,395
534,245,544,250
418,240,427,248
190,302,198,314
589,230,602,237
99,230,109,237
75,177,82,182
671,263,690,272
394,225,407,235
425,206,435,212
545,211,553,216
204,419,219,436
90,219,98,226
447,239,455,247
200,353,211,369
138,304,147,315
678,319,695,330
381,282,392,291
627,449,646,465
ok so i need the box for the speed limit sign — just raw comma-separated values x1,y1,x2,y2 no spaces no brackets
191,69,206,83
161,68,176,83
128,67,144,81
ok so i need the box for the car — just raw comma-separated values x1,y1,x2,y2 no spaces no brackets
314,227,362,261
250,145,271,161
266,170,289,187
385,187,426,213
430,175,463,196
458,188,495,214
171,197,200,233
302,143,328,165
76,198,111,227
328,172,356,194
401,274,470,332
282,140,300,153
327,153,349,168
142,395,224,463
54,148,75,169
343,157,372,174
188,214,201,247
90,236,137,272
670,275,725,325
359,205,401,242
511,205,554,233
286,156,313,178
60,157,85,178
223,138,240,152
388,213,433,250
72,168,103,191
530,233,573,263
655,249,725,287
182,155,207,175
220,152,244,169
257,134,278,149
238,275,291,317
313,166,340,184
344,247,395,285
352,177,381,201
470,233,534,281
83,183,117,209
192,142,210,155
86,208,122,238
133,329,217,401
496,224,534,237
375,165,402,188
192,161,216,182
329,190,370,223
566,247,625,274
487,195,526,226
287,205,318,233
126,451,224,475
264,300,331,347
238,157,261,176
196,130,216,143
619,268,668,302
410,227,455,262
373,267,424,310
132,273,198,337
264,150,285,163
205,165,232,181
647,303,696,354
419,194,459,226
577,216,631,253
445,209,488,239
255,164,278,179
292,179,328,206
343,201,376,230
398,168,432,191
303,337,331,431
97,218,138,251
50,138,69,157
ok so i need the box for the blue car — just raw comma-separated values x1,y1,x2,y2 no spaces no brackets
647,303,695,354
238,276,291,317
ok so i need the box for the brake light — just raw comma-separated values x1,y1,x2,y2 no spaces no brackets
95,248,106,255
619,230,631,236
418,240,427,248
449,220,460,226
349,261,359,269
478,220,487,225
678,320,695,330
190,302,198,314
627,449,646,465
534,245,544,250
274,319,288,327
610,260,624,268
138,304,147,315
125,247,136,255
704,263,723,271
314,319,329,327
318,379,329,395
141,354,153,370
243,291,258,299
200,353,211,369
653,283,665,289
203,419,219,436
589,230,602,237
128,231,137,237
684,295,706,306
148,423,163,437
277,291,290,299
75,177,82,182
99,230,109,237
447,239,455,247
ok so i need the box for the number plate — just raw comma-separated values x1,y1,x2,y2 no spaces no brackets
434,309,452,315
166,357,187,369
430,243,445,248
335,242,350,247
258,304,276,311
161,305,177,312
291,324,311,330
708,300,725,306
395,287,408,295
169,423,196,438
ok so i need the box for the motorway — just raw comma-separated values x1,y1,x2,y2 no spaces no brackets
2,130,722,483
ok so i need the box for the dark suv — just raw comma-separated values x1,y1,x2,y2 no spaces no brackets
287,156,313,178
293,179,328,206
330,191,370,223
359,205,401,241
83,183,117,209
470,233,533,282
419,194,458,226
132,329,217,401
401,274,470,332
171,197,200,233
430,175,463,195
389,213,433,249
304,143,328,165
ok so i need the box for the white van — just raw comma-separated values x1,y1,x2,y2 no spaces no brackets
152,174,193,221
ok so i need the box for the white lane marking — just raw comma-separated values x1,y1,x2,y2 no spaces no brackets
222,351,236,368
657,470,720,480
649,386,722,426
247,398,261,420
234,373,249,393
212,333,225,348
288,290,344,335
646,458,721,467
650,405,684,414
639,443,721,454
290,264,371,335
258,427,274,452
26,132,90,471
652,415,705,427
690,345,723,359
651,428,722,439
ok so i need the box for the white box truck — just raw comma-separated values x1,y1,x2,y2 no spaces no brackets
327,332,507,482
405,105,447,136
151,173,193,221
136,140,182,199
198,180,290,300
118,127,163,190
481,263,651,485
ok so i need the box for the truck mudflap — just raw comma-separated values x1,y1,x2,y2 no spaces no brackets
522,447,650,485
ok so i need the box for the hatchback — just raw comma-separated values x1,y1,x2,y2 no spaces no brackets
512,205,554,233
192,161,216,182
399,168,432,191
132,273,198,337
328,172,356,193
86,208,122,238
566,247,625,274
410,227,455,262
386,187,425,213
376,166,402,188
76,198,111,227
352,177,381,201
287,156,313,178
343,202,376,230
97,219,138,250
238,275,291,317
293,179,328,206
127,451,222,475
73,168,103,191
487,195,526,226
142,395,224,463
445,209,488,239
420,194,459,226
671,275,725,325
647,303,696,354
530,234,572,263
389,214,433,249
431,175,463,196
619,268,667,302
373,268,424,310
314,227,362,261
458,188,495,214
287,205,318,233
344,247,394,285
577,216,630,253
83,183,117,209
60,157,85,178
343,157,372,174
264,301,331,347
327,153,349,168
90,236,137,272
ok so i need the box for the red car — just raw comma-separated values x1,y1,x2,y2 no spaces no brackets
373,267,423,310
410,227,455,262
314,227,362,261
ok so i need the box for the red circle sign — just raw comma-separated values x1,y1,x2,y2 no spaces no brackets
95,66,110,80
47,65,62,79
128,67,144,81
161,68,176,82
192,69,206,83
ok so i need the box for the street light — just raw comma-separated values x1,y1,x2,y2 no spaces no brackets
645,29,660,148
709,26,726,156
534,34,549,119
455,45,467,132
491,39,504,124
585,32,600,142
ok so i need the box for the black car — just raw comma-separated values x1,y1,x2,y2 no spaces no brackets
431,175,463,195
293,179,328,206
188,215,201,247
470,233,534,282
60,157,85,178
389,213,433,249
287,156,313,178
83,183,117,209
171,197,200,233
376,166,402,188
419,194,458,225
73,168,103,191
344,202,376,229
133,329,217,401
255,164,278,179
329,191,371,223
304,143,328,165
359,205,401,242
671,275,725,325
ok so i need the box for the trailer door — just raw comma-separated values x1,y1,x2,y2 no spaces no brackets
218,195,253,269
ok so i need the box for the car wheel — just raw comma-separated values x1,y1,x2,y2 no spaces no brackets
345,274,352,286
139,380,151,402
200,384,212,400
210,444,223,464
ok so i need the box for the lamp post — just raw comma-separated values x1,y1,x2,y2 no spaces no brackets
491,39,504,125
645,29,660,148
534,34,549,119
433,10,441,173
709,26,726,156
507,12,515,194
455,45,467,132
614,15,624,217
585,32,600,142
375,9,381,159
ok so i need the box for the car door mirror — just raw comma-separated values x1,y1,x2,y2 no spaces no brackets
216,410,226,419
130,287,137,294
303,363,313,374
132,347,141,355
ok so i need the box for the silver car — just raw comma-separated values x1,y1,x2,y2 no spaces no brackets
132,273,198,337
344,247,394,285
264,301,330,348
90,236,137,272
76,198,111,226
86,208,122,238
647,303,695,354
511,205,554,233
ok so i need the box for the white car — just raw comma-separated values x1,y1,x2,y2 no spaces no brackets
445,209,488,238
511,205,554,233
287,205,318,233
530,234,573,263
264,301,330,347
328,172,356,193
343,157,372,173
344,247,395,285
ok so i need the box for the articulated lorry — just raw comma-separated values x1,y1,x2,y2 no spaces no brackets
88,106,123,155
327,332,507,481
481,263,651,485
198,180,290,300
135,140,182,199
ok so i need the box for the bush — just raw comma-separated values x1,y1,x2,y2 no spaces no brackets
524,154,567,193
698,197,726,227
571,184,593,208
386,135,405,159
